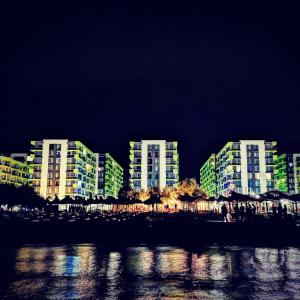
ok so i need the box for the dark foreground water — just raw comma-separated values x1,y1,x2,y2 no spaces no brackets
0,244,300,299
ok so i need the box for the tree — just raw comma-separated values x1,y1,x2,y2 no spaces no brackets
119,185,137,200
137,189,151,201
177,178,206,197
160,186,177,202
0,184,45,209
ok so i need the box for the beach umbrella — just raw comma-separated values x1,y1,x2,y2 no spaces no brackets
290,194,300,201
178,193,200,212
228,191,252,202
143,194,162,204
103,196,120,211
178,193,200,202
217,195,230,202
94,196,106,205
60,195,75,205
216,194,233,213
261,190,291,201
144,194,162,211
51,195,61,205
74,196,88,205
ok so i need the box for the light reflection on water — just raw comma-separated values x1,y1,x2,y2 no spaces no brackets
0,244,300,299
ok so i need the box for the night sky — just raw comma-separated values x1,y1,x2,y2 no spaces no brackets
1,3,300,180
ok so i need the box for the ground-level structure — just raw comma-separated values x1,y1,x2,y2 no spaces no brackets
129,140,179,191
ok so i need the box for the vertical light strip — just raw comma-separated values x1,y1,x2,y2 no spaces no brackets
159,141,166,189
141,141,148,190
240,141,248,194
258,141,267,193
95,153,99,196
40,140,50,198
140,140,167,191
58,141,68,199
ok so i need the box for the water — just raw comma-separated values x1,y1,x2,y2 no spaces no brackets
0,244,300,299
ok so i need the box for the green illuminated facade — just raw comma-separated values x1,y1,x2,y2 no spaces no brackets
275,153,300,194
0,154,31,187
200,140,277,197
200,154,216,198
274,154,289,192
30,140,98,199
98,153,123,198
294,154,300,194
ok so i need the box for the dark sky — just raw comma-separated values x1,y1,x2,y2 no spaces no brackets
1,3,300,180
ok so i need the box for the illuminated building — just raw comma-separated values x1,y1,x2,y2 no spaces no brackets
293,154,300,194
275,153,300,194
129,140,179,191
98,153,123,198
200,154,217,198
0,153,31,186
30,140,98,199
200,140,277,196
274,154,289,193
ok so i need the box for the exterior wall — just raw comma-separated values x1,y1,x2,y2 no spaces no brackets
129,140,179,191
0,155,30,187
98,153,123,198
274,154,289,192
274,153,300,195
30,140,98,199
293,154,300,194
216,142,242,196
200,154,216,198
212,140,277,196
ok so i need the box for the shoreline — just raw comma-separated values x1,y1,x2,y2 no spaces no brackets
1,216,300,246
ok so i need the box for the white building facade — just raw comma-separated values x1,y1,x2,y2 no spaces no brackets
30,139,98,199
129,140,179,191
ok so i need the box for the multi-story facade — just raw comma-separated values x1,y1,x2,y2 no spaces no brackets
0,153,30,187
200,140,277,197
275,153,300,194
293,154,300,194
129,140,179,191
216,140,277,196
200,154,216,198
30,140,98,199
98,153,123,199
274,154,289,193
